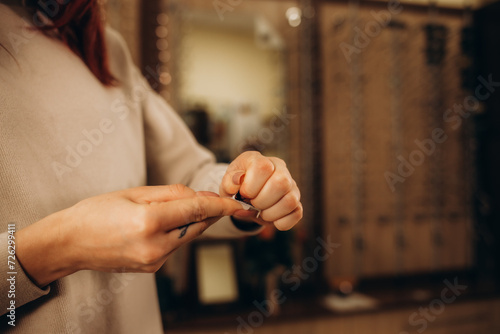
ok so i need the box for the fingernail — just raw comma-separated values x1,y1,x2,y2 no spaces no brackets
232,171,245,185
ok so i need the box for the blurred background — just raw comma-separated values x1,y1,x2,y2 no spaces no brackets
103,0,500,333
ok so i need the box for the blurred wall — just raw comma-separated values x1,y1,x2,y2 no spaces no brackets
179,19,284,119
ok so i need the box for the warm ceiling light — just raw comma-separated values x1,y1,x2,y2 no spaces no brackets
286,7,302,27
155,26,168,38
159,72,172,85
159,51,171,63
156,39,169,51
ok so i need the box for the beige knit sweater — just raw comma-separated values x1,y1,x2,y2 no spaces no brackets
0,4,257,333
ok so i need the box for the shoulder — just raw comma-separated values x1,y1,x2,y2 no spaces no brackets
104,26,138,85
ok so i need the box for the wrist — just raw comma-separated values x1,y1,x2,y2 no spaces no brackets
16,209,79,287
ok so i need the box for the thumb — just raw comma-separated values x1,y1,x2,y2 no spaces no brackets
219,170,245,198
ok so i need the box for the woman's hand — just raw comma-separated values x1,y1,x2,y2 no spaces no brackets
16,184,243,287
220,151,303,231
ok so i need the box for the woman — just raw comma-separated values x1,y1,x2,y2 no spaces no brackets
0,1,302,332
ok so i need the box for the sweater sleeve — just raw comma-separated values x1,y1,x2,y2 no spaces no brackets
104,28,263,238
0,231,50,316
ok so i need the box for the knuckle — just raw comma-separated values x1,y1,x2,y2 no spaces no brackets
254,158,275,175
133,186,153,204
283,193,300,211
177,202,191,222
295,188,301,201
295,204,304,220
272,157,287,167
191,198,208,222
147,209,162,232
274,174,293,193
133,206,156,236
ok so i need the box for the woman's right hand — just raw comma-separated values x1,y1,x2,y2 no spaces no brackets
15,184,244,287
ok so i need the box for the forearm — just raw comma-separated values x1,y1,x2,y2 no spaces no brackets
15,209,78,288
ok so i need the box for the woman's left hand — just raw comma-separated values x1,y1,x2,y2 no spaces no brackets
220,151,303,231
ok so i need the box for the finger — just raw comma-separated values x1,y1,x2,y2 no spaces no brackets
196,191,220,198
219,170,245,198
220,152,275,199
251,158,294,209
127,184,196,204
152,214,222,265
150,220,213,267
239,155,275,199
152,196,246,230
170,216,222,240
154,216,223,257
273,204,303,231
258,189,301,222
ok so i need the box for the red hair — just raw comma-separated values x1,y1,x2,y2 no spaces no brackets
36,0,116,86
